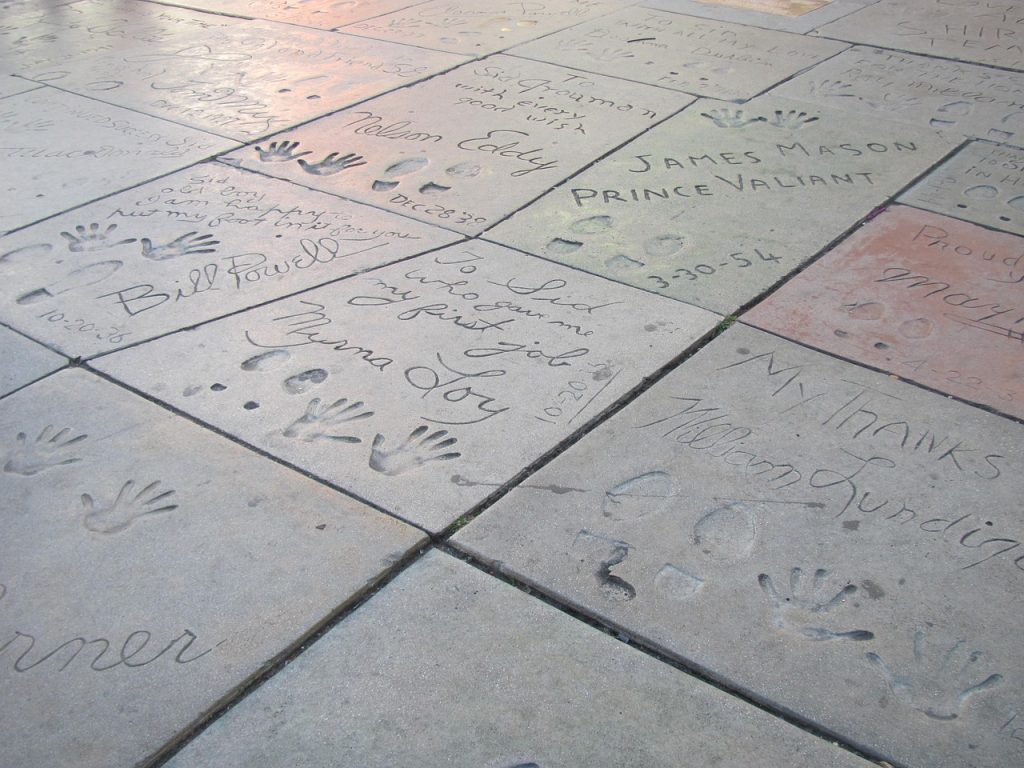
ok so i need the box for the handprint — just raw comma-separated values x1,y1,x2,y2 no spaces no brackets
810,79,858,99
587,47,636,62
700,109,766,129
758,567,874,641
368,425,460,476
81,479,178,533
140,232,220,261
283,397,374,443
766,110,819,129
867,629,1004,721
3,425,87,476
59,223,136,253
298,152,368,176
254,140,311,162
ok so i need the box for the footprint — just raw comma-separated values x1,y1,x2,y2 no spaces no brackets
419,182,451,195
1008,195,1024,211
899,317,934,338
17,259,122,304
445,162,481,178
692,501,756,561
602,471,672,522
570,215,613,235
241,349,291,371
384,157,428,175
607,254,645,268
964,184,999,199
372,180,399,192
0,242,52,264
283,369,328,394
643,234,684,258
654,564,704,600
545,238,583,255
846,301,885,321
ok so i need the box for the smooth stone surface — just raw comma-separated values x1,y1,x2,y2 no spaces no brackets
454,323,1024,768
900,140,1024,236
165,549,875,768
223,54,692,235
340,0,635,56
813,0,1024,70
640,0,874,34
774,46,1024,144
0,368,425,768
19,22,467,141
160,0,429,29
744,205,1024,418
509,7,847,100
0,162,457,359
93,240,720,532
0,88,235,235
487,94,954,314
0,326,65,396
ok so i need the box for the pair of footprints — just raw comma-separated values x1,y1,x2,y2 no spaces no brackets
282,397,461,476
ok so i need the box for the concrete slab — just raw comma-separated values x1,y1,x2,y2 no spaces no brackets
744,205,1024,419
18,22,467,142
0,0,238,76
813,0,1024,70
222,54,692,235
900,140,1024,236
0,162,457,358
454,323,1024,768
0,88,235,235
164,549,875,768
340,0,636,56
92,240,720,532
773,46,1024,144
640,0,876,34
509,7,848,100
0,326,65,396
159,0,430,30
0,77,37,98
0,368,425,768
486,94,954,314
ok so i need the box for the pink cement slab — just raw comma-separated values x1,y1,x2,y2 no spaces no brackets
744,204,1024,419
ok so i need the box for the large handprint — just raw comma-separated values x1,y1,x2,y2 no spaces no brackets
368,425,460,475
758,566,874,641
3,425,87,476
283,397,374,443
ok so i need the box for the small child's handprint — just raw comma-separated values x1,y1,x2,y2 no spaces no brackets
283,397,374,443
81,479,178,533
298,152,368,176
758,567,874,641
59,223,136,253
254,140,311,162
766,110,819,129
368,425,460,475
700,109,766,129
867,629,1004,721
3,425,87,476
140,232,220,260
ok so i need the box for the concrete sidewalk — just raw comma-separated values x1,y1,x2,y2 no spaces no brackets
1,1,1021,766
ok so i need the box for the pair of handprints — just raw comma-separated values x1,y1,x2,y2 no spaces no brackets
282,396,460,476
255,140,366,177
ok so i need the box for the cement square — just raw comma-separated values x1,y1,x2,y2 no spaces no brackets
640,0,875,34
222,54,693,235
812,0,1024,70
0,326,65,396
900,140,1024,236
165,549,875,768
487,94,955,314
0,368,425,768
509,7,848,100
0,0,239,77
454,323,1024,768
0,162,458,359
158,0,430,30
744,204,1024,419
92,240,720,532
0,88,235,235
340,0,636,56
773,46,1024,144
18,22,467,141
0,77,37,98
